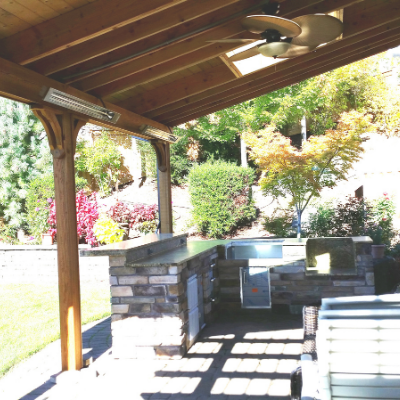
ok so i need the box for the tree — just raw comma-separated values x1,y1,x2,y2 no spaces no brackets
0,98,47,228
75,131,121,196
243,111,373,237
172,53,391,171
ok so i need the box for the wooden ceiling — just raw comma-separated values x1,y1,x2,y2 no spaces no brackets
0,0,400,135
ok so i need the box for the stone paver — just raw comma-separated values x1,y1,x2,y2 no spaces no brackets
0,312,303,400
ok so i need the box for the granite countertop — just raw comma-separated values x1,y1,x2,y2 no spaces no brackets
130,240,225,266
80,233,186,257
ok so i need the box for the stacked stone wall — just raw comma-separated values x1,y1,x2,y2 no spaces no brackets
0,247,109,285
217,242,374,307
109,247,218,359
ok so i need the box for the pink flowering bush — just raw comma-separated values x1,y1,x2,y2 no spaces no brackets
48,190,100,246
129,204,158,227
106,202,158,235
107,202,132,224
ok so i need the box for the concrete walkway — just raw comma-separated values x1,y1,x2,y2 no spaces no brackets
0,311,303,400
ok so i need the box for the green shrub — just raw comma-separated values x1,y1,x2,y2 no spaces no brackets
93,215,125,244
136,140,157,180
306,196,397,242
170,135,193,186
372,193,396,246
332,197,368,237
188,161,256,238
307,198,368,238
263,209,295,238
171,156,193,186
307,203,336,237
75,132,121,196
26,174,54,241
26,173,87,241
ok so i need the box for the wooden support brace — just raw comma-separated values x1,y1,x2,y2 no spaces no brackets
31,106,86,371
151,140,173,233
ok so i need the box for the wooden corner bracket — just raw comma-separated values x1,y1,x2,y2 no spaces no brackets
30,105,87,158
151,139,169,172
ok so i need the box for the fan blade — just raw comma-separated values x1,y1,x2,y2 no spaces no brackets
207,39,258,44
276,44,317,58
291,14,343,47
241,15,301,37
229,46,260,61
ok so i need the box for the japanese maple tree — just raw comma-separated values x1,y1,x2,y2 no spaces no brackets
243,111,373,237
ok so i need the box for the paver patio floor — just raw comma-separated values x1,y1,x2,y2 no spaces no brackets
0,310,303,400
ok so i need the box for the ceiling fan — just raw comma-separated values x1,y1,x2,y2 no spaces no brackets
209,2,343,61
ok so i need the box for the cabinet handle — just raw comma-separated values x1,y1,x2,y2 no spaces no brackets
211,277,216,282
210,263,216,268
243,269,247,284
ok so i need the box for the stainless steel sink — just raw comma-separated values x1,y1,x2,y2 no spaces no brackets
225,240,284,260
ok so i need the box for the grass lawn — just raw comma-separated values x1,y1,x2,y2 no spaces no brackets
0,283,110,378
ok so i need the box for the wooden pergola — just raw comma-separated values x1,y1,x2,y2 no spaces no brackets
0,0,398,372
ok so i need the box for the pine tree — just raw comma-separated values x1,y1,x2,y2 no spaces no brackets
0,98,48,228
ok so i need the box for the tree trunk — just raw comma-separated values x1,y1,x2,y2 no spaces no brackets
301,115,307,146
296,208,302,239
240,137,248,168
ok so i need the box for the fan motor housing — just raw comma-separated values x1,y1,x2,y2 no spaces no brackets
261,29,282,43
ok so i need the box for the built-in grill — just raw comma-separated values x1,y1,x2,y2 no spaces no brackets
226,240,284,309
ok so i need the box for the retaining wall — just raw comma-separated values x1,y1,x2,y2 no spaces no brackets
0,246,109,285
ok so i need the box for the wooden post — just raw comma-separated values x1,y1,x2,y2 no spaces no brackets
151,140,173,233
31,106,86,371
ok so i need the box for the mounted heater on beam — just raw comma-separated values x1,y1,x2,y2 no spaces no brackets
43,88,121,124
141,125,178,143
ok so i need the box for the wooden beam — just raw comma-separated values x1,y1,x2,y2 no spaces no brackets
166,34,400,126
343,0,400,38
282,0,364,19
146,10,400,120
151,141,173,233
219,54,242,78
51,0,261,84
73,20,246,92
0,0,186,65
91,39,246,99
117,64,237,115
28,0,243,76
0,56,171,139
32,108,85,371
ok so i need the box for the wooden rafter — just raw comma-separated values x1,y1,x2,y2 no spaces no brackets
219,55,242,78
103,0,376,111
137,0,400,121
0,0,187,65
167,33,400,125
163,28,400,126
66,0,361,93
27,0,245,76
281,0,363,19
91,38,247,99
117,64,237,114
72,19,249,92
49,0,262,83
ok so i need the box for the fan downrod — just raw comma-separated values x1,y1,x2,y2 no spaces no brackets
261,2,280,16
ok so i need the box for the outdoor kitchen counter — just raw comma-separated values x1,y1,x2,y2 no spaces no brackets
78,234,374,360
